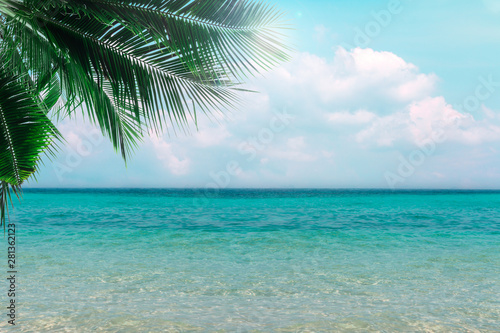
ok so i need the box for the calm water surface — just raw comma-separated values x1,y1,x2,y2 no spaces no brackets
2,189,499,332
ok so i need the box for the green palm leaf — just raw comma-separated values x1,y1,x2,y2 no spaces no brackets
20,0,290,148
0,0,290,225
0,64,59,226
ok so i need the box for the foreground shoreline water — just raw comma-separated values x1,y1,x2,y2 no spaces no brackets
2,189,499,332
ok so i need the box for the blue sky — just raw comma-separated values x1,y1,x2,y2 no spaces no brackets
30,0,500,189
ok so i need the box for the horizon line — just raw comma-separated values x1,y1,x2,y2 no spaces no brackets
21,187,500,191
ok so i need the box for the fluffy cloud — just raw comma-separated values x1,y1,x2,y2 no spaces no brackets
149,133,190,176
192,125,232,148
356,97,500,147
327,110,376,125
263,47,438,111
33,47,500,188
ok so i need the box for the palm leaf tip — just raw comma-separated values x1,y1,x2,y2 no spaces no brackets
0,181,20,229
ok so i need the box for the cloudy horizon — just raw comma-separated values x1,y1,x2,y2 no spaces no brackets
28,0,500,189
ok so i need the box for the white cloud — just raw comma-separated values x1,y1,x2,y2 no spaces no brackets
205,48,500,185
287,136,306,150
356,97,500,147
259,47,438,120
149,133,190,175
269,149,317,162
327,110,376,125
55,115,106,157
34,47,500,188
193,125,232,147
408,97,465,144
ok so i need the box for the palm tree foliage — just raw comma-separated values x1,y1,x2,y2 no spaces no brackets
0,0,290,226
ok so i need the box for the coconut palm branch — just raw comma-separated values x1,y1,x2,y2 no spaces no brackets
0,60,60,225
0,0,290,226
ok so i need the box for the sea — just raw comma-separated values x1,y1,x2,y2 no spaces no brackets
1,189,499,332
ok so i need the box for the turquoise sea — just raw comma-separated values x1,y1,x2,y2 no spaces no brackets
2,189,500,332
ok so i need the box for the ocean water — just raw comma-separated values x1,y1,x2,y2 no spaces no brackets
2,189,499,332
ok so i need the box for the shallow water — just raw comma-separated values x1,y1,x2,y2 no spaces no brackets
2,189,499,332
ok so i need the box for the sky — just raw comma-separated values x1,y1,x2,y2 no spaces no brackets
29,0,500,189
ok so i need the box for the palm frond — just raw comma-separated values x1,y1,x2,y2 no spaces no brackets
0,63,59,226
0,0,290,224
0,181,20,229
18,0,290,139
